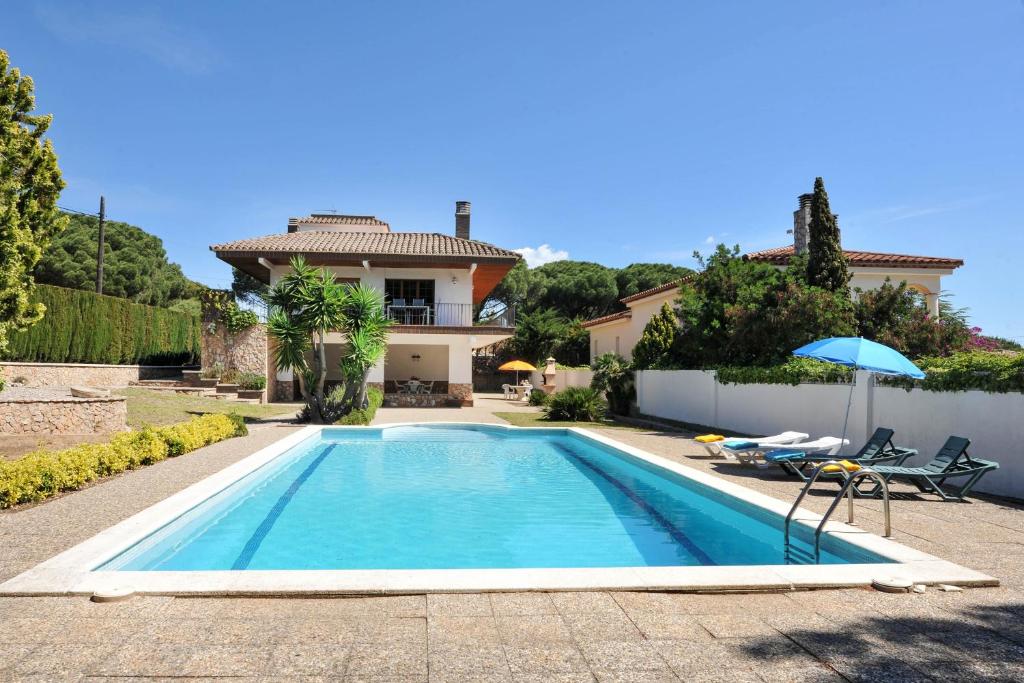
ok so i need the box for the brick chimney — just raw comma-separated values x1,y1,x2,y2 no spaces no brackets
455,201,471,240
792,193,812,254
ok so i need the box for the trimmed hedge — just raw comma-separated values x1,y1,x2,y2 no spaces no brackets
335,387,384,425
2,284,200,365
716,357,853,386
882,351,1024,393
0,413,247,508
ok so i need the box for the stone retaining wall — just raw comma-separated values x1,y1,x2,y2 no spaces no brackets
200,322,268,377
0,395,128,436
0,362,188,388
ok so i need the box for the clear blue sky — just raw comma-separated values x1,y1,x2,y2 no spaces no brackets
3,1,1022,339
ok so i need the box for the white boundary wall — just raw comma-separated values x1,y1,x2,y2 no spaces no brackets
636,369,1024,500
530,367,594,392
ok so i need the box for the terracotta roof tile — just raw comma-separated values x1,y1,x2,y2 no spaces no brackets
289,214,389,227
581,310,632,329
210,231,520,260
745,245,964,269
618,275,694,304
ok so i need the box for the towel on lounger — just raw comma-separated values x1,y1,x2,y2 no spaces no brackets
821,460,861,474
764,449,807,462
695,434,725,443
722,440,758,450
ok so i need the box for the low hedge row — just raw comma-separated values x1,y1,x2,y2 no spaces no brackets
882,351,1024,393
335,387,384,425
0,413,247,509
715,357,853,386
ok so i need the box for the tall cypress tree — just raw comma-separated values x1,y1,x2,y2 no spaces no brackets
806,177,849,292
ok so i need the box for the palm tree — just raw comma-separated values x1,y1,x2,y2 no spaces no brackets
590,352,635,415
267,256,390,423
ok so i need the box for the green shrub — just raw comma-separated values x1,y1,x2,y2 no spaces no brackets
237,372,267,391
2,284,200,365
335,387,384,425
0,413,244,509
881,351,1024,393
544,386,607,421
528,388,550,406
716,357,853,386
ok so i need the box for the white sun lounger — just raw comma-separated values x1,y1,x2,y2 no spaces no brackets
722,435,847,466
702,431,809,457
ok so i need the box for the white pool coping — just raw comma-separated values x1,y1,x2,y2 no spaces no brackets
0,422,996,596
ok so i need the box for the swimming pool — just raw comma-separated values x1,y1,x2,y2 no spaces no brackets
1,424,994,595
100,425,884,571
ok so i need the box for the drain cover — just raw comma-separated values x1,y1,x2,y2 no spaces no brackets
872,577,914,593
90,587,135,603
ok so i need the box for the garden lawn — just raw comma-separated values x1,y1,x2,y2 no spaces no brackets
118,388,296,428
493,411,643,430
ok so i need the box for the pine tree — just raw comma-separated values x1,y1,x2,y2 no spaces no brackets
632,302,678,369
0,50,67,352
806,177,849,292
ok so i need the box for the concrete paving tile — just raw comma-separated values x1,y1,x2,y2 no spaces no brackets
609,592,677,615
826,657,934,683
0,644,38,673
503,643,589,674
926,626,1024,662
85,643,195,676
179,644,273,676
561,611,643,642
350,617,427,645
576,640,671,673
696,614,777,638
431,673,511,683
329,595,427,618
664,591,796,616
497,615,574,644
653,639,762,682
0,616,67,643
756,663,846,682
11,643,115,676
628,613,711,641
490,592,559,615
266,642,350,676
591,671,682,682
511,673,597,683
925,660,1024,681
427,616,502,645
426,592,493,617
428,643,509,676
270,616,358,644
343,642,428,679
549,591,624,616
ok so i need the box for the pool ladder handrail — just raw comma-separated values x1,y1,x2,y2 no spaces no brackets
784,460,891,562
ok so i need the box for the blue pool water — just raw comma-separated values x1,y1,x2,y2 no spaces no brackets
99,425,890,571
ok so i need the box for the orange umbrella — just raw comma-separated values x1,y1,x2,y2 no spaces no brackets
498,360,537,384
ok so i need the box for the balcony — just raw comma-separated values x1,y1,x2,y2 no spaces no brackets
385,303,515,328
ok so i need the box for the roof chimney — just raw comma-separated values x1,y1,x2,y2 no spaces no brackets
455,201,471,240
793,193,812,254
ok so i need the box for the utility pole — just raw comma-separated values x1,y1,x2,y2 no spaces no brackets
95,196,105,294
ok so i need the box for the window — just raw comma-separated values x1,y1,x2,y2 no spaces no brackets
384,279,435,305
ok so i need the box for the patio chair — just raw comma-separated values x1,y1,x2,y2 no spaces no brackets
736,436,848,467
854,436,999,501
501,383,513,400
418,380,434,395
702,431,808,457
772,427,918,480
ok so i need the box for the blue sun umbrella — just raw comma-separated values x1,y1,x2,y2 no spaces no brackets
793,337,925,448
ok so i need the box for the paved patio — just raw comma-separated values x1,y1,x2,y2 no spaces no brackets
0,396,1022,680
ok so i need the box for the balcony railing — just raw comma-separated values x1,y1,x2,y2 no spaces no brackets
385,303,515,328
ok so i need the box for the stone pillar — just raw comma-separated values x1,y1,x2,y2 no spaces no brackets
542,357,557,394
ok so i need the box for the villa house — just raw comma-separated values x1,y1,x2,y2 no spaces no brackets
211,202,520,406
583,193,964,363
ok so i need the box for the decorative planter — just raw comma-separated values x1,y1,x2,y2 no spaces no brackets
236,389,265,403
215,383,240,394
196,377,219,388
182,370,202,387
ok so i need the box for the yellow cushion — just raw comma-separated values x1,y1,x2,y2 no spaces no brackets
695,434,725,443
822,460,861,474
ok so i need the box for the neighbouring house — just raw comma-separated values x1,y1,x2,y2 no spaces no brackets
583,280,684,363
211,202,520,407
582,192,964,363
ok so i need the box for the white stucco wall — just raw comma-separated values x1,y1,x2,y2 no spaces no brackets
588,288,679,362
849,267,947,317
385,344,449,381
267,264,474,307
636,370,1023,500
530,367,595,391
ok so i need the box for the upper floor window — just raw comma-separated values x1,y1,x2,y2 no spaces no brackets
385,279,435,305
